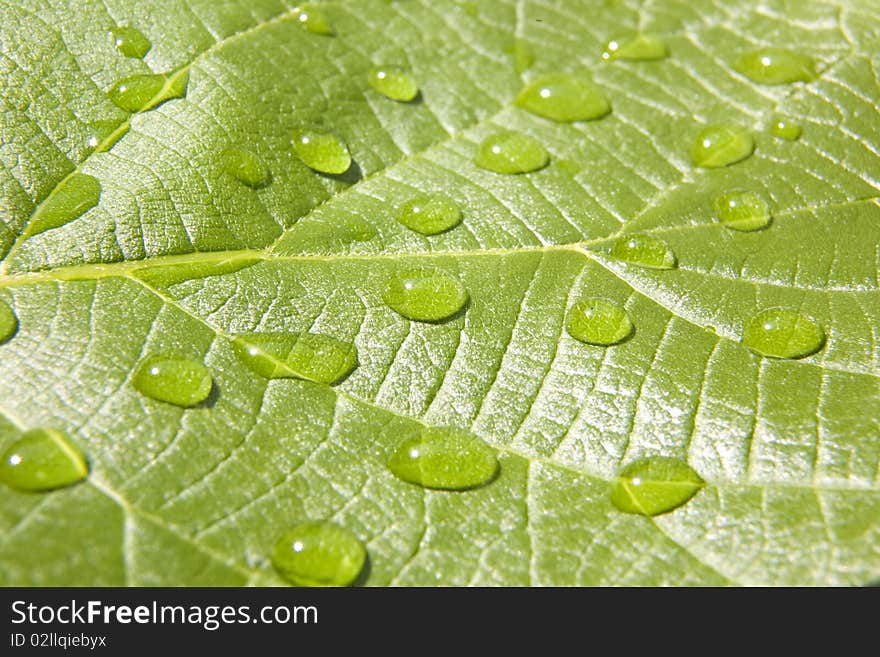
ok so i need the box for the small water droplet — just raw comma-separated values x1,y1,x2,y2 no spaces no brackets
691,124,755,168
513,39,535,74
222,148,271,188
0,299,19,343
771,117,802,141
742,307,825,359
292,4,334,35
396,194,462,235
232,332,357,384
474,131,549,174
566,298,633,346
109,26,151,59
132,356,213,407
714,190,772,231
734,48,816,85
610,235,677,269
387,426,499,490
271,522,365,586
25,173,101,237
133,257,261,288
293,129,351,175
108,70,188,113
611,457,704,516
602,34,668,61
515,74,611,122
0,428,89,492
382,268,468,322
368,66,419,102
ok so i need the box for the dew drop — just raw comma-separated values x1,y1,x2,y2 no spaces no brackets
108,70,188,113
382,268,468,322
610,234,677,269
514,74,611,123
368,66,419,102
771,117,802,141
396,194,462,235
292,4,335,36
566,298,633,346
293,129,351,175
271,522,365,587
387,426,499,490
232,332,357,384
0,428,89,493
611,457,704,516
221,148,271,188
109,26,151,59
691,124,755,168
714,190,772,232
602,34,668,61
734,48,816,85
742,307,825,359
132,356,213,407
0,299,18,344
474,131,549,174
513,39,535,74
26,173,101,237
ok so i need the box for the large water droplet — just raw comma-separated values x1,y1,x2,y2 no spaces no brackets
368,66,419,102
691,124,755,168
232,332,357,384
396,194,462,235
110,26,151,59
514,74,611,122
714,190,772,231
611,457,704,516
610,235,677,269
742,308,825,359
0,299,19,344
271,522,365,587
566,298,633,346
292,4,335,36
222,148,271,188
382,268,468,322
734,48,816,85
0,428,89,492
474,131,549,174
293,129,351,175
132,356,213,407
602,34,668,61
108,70,188,113
387,427,499,490
771,117,802,141
25,173,101,237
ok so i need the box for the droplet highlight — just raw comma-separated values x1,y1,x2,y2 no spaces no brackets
132,356,213,407
368,66,419,102
292,4,335,36
611,457,705,516
110,26,151,59
272,522,365,587
610,235,677,270
771,117,802,141
742,308,825,359
714,190,772,232
293,129,351,175
232,332,357,384
0,428,88,493
108,70,188,113
691,124,755,168
602,34,668,61
734,48,816,85
474,131,549,174
382,268,468,322
566,298,633,346
515,74,611,122
387,427,499,490
222,148,271,188
25,173,101,237
396,194,462,235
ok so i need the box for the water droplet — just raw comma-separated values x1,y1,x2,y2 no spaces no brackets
742,308,825,359
368,66,419,102
691,124,755,168
771,117,802,141
232,332,357,384
109,26,151,59
734,48,816,85
513,39,534,74
133,257,261,288
132,356,213,407
610,235,677,269
566,298,633,346
222,148,271,188
293,129,351,175
0,428,88,492
271,522,365,587
25,173,101,237
387,426,499,490
396,194,462,235
474,131,549,174
108,70,188,113
602,34,668,61
292,4,335,36
0,299,19,344
515,74,611,122
382,268,468,322
714,190,772,232
611,457,704,516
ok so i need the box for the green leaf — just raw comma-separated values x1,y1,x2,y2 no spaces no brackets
1,0,878,586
